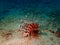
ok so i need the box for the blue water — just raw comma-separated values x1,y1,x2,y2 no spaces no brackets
0,0,60,31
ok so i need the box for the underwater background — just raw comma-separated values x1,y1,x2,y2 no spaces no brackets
0,0,60,32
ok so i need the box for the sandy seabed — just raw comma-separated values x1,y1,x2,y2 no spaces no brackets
0,30,60,45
